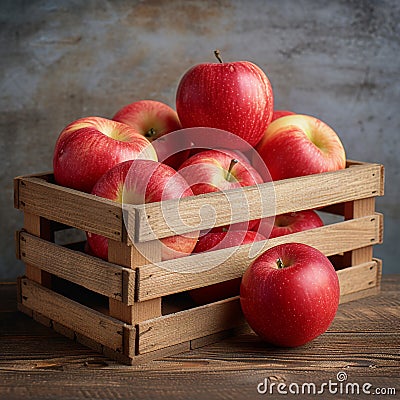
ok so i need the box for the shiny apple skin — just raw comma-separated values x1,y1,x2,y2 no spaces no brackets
255,114,346,180
53,116,157,193
178,149,263,195
113,100,189,169
254,209,323,239
113,100,181,139
86,159,198,261
240,242,340,347
176,59,274,147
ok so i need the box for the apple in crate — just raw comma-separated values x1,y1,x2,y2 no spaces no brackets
86,159,199,261
53,116,157,193
176,50,274,147
179,149,263,195
255,209,323,239
255,114,346,180
113,100,181,139
190,230,266,305
113,100,189,169
240,243,340,347
271,109,295,122
178,149,264,230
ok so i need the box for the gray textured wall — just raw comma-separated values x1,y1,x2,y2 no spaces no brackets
1,0,399,280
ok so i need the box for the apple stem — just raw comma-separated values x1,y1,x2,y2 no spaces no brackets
226,159,238,181
276,258,285,269
145,128,157,138
214,49,223,63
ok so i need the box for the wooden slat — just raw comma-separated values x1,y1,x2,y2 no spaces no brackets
136,214,382,301
337,259,380,298
339,286,380,304
23,212,53,286
104,341,191,366
14,172,53,209
345,159,363,166
108,239,162,324
20,277,128,352
99,326,136,361
137,297,245,354
190,324,251,350
18,231,132,302
15,176,125,241
339,259,382,304
344,198,376,265
133,162,384,242
109,296,161,325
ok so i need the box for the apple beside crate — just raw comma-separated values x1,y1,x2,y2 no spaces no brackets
14,160,384,365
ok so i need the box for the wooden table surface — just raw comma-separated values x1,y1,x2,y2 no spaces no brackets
1,275,399,400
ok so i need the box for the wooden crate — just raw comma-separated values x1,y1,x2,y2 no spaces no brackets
14,160,384,364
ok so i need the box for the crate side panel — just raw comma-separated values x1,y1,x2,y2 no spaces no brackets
19,232,128,301
20,277,125,352
137,297,245,354
137,215,381,301
339,286,381,304
337,259,381,299
17,177,124,241
135,162,383,242
190,324,251,350
339,259,382,304
125,341,191,365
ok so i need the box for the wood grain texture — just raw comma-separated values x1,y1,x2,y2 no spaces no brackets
337,259,381,302
108,239,162,325
19,277,127,352
15,176,125,241
109,296,161,325
137,297,245,354
13,162,384,246
0,275,398,400
136,215,382,300
134,162,383,242
18,231,128,301
23,212,52,286
344,197,377,265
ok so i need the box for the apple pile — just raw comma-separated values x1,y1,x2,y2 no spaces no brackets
52,50,345,346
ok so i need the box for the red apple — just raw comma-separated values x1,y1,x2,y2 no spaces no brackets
181,126,258,154
53,116,157,193
271,109,295,122
113,100,181,138
112,100,189,169
240,242,340,347
190,230,266,305
179,149,263,195
254,114,346,180
189,146,251,163
86,159,199,261
255,209,323,239
176,50,274,148
178,149,264,231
